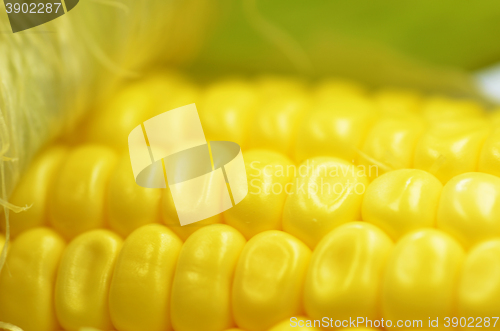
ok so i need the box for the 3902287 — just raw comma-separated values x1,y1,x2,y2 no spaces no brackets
442,317,499,328
5,2,62,14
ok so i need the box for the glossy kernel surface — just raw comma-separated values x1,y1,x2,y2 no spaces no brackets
232,231,311,331
362,169,443,240
437,172,500,248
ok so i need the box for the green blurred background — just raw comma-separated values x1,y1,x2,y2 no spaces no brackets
186,0,500,96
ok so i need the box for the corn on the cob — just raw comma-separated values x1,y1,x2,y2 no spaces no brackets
49,146,118,240
6,73,500,241
232,231,310,330
107,154,162,238
282,157,369,249
197,80,258,151
0,228,65,331
382,229,464,328
170,224,245,331
109,224,182,331
459,239,500,322
357,117,425,179
413,118,490,184
224,150,294,239
304,222,392,322
479,127,500,178
2,222,499,331
294,97,377,163
2,73,500,331
248,86,309,155
437,172,500,248
55,230,122,331
0,147,67,237
362,168,443,240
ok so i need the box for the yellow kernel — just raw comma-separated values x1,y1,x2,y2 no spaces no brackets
1,146,66,237
232,231,311,331
304,222,393,321
478,127,500,177
108,154,161,237
86,72,193,151
362,169,443,240
49,145,118,240
269,316,323,330
421,97,485,123
152,80,200,117
55,229,122,331
109,224,182,331
382,229,464,328
294,97,377,163
458,239,500,322
171,224,246,331
161,185,221,241
248,94,309,155
224,150,295,239
413,119,490,184
437,172,500,248
358,117,425,178
199,80,259,149
283,157,369,249
0,228,65,331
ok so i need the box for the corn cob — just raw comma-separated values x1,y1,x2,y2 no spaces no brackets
2,221,499,331
2,73,500,331
4,73,500,240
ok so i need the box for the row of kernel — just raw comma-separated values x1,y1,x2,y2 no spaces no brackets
4,73,500,241
248,152,500,250
0,224,306,331
1,143,296,240
236,79,498,185
64,70,500,247
218,79,500,185
1,143,224,240
363,169,500,249
1,73,304,240
81,72,500,186
2,222,499,331
67,72,500,250
4,141,500,253
302,224,500,331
